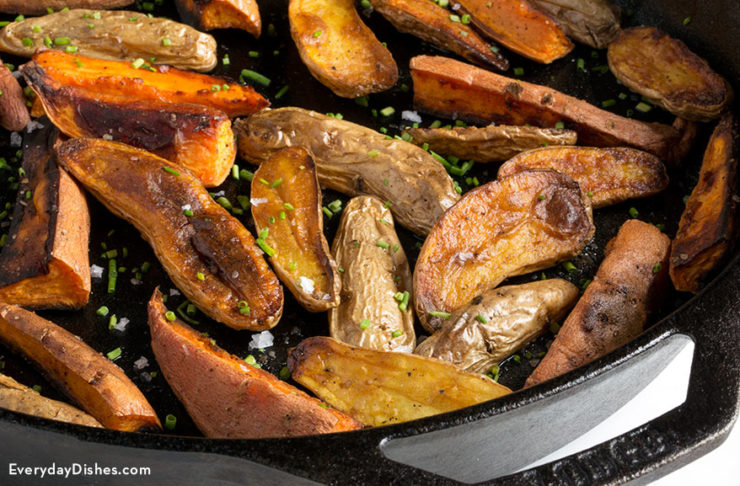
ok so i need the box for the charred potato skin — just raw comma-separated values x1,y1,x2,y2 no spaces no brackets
175,0,262,37
0,0,133,15
529,0,620,49
329,196,415,352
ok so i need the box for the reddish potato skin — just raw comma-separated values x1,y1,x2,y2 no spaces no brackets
0,60,30,131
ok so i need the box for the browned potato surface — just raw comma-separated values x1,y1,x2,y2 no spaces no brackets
529,0,620,48
0,0,133,15
175,0,261,37
0,59,29,132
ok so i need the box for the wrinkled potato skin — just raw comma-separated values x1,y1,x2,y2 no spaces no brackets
329,196,415,352
288,336,511,427
608,27,732,122
0,60,29,131
415,279,578,373
404,125,577,163
670,114,737,293
175,0,261,37
235,108,459,235
414,169,594,332
529,0,620,49
498,146,669,208
0,0,133,15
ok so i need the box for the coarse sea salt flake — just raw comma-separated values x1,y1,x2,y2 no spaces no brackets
249,331,274,350
133,356,149,370
401,110,422,123
90,264,104,279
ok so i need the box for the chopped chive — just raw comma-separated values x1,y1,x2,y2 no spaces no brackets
259,178,270,186
256,238,275,256
231,164,240,180
240,169,254,181
429,311,451,319
549,321,561,334
652,263,662,273
280,211,286,220
240,69,271,87
491,365,500,382
391,329,403,338
476,313,487,324
377,240,390,249
392,244,399,253
563,261,577,273
271,178,283,187
279,366,291,380
394,292,404,302
322,207,333,218
96,306,109,316
283,202,295,211
107,258,117,293
161,166,180,176
359,319,371,330
268,216,276,224
238,300,251,315
108,314,117,330
337,267,344,273
629,207,639,218
161,37,172,46
275,85,290,99
222,54,230,65
635,102,652,113
165,311,176,321
355,96,369,107
513,354,521,363
538,195,547,200
399,291,410,311
237,195,250,210
327,200,342,213
383,200,392,208
601,99,616,108
164,414,176,430
683,16,691,25
196,272,205,281
106,348,121,360
53,36,70,45
576,58,585,71
379,106,395,117
513,67,524,76
289,261,297,270
259,228,269,239
461,14,471,24
248,50,259,58
22,37,33,47
313,30,322,38
587,191,594,197
367,149,380,158
449,14,461,22
216,196,232,210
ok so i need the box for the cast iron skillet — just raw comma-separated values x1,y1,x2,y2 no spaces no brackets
0,0,737,484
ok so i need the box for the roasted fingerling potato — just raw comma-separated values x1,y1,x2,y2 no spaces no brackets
528,0,620,49
0,59,29,132
175,0,262,37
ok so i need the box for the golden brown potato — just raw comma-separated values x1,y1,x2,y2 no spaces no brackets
403,125,578,163
329,196,415,352
235,107,460,235
0,0,133,15
251,147,341,312
415,279,579,373
289,0,398,97
529,0,620,49
0,124,90,309
498,146,669,208
56,138,283,331
175,0,261,37
0,304,160,431
414,169,594,332
670,114,737,293
288,336,511,426
607,27,732,122
0,59,29,132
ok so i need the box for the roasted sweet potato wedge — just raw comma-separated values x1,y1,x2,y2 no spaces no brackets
175,0,261,37
56,138,283,330
414,169,594,332
251,147,341,312
529,0,620,49
0,304,160,431
148,289,361,438
369,0,508,71
235,107,459,235
498,146,669,208
670,114,737,293
288,336,511,426
608,27,732,122
0,0,133,15
403,125,577,163
415,279,578,373
0,124,90,309
0,59,29,132
452,0,573,64
329,196,415,352
410,55,685,163
289,0,398,98
526,220,670,387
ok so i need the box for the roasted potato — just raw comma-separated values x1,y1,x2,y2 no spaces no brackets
0,10,218,72
0,124,90,309
288,336,511,426
56,138,283,331
329,196,415,352
0,0,133,15
251,147,341,312
175,0,261,37
670,114,737,293
289,0,398,98
0,59,29,132
414,169,594,332
235,107,460,235
369,0,508,71
0,304,160,431
529,0,620,49
148,289,361,438
498,146,669,208
415,279,579,373
403,125,577,163
607,27,733,122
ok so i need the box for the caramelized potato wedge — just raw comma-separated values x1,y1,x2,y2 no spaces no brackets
289,0,398,97
415,279,578,373
498,146,669,208
369,0,508,71
410,55,684,163
175,0,261,37
608,27,732,122
148,290,360,438
288,336,511,426
0,0,133,15
251,147,341,312
670,114,737,293
56,138,283,330
0,124,90,309
0,304,160,431
235,107,459,235
414,169,594,332
529,0,620,49
329,196,415,352
403,125,577,163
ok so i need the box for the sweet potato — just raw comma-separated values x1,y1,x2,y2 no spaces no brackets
369,0,508,71
670,114,737,293
529,0,620,49
0,0,133,15
608,27,732,122
498,146,669,208
410,55,684,163
56,138,283,331
250,147,341,312
288,336,511,426
289,0,398,98
0,304,160,431
414,169,594,332
525,220,670,387
452,0,573,64
148,289,361,438
0,124,90,309
175,0,261,37
0,59,29,132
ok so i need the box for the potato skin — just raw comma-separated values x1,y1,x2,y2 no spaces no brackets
329,196,415,352
414,168,594,332
0,0,133,15
235,107,459,235
415,279,578,373
288,336,511,427
607,27,732,122
0,60,29,132
529,0,620,49
175,0,261,37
